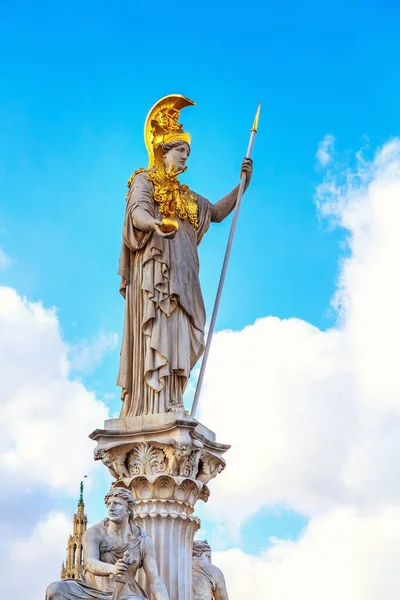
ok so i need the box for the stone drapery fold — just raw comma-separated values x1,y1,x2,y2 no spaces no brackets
117,172,212,416
46,521,148,600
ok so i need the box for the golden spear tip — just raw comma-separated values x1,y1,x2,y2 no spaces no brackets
251,103,261,133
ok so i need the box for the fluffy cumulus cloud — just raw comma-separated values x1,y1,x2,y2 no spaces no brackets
316,133,335,166
1,512,71,600
198,139,400,596
0,286,109,490
215,507,400,600
0,285,110,598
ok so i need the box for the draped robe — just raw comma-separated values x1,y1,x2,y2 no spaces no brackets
46,521,148,600
117,172,212,417
192,559,217,600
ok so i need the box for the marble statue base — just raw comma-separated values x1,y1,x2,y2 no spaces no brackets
89,412,229,600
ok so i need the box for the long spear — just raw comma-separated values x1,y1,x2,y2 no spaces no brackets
191,104,261,418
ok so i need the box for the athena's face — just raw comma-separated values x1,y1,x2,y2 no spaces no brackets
163,143,190,172
106,497,129,523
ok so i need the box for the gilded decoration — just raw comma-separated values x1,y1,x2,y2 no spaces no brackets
126,94,199,229
126,168,199,230
144,94,194,169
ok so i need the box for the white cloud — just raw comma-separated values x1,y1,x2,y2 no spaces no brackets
69,330,118,374
0,286,109,491
316,134,335,166
0,285,111,598
199,138,400,531
214,507,400,600
1,511,71,600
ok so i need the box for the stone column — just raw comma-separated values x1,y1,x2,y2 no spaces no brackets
90,412,229,600
133,481,200,598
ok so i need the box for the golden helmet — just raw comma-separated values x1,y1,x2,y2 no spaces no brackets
144,94,195,169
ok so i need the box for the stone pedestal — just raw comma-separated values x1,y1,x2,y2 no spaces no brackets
90,412,229,600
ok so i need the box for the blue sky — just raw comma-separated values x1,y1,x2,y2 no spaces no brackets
1,1,400,597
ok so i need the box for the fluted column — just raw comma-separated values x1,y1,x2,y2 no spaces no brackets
119,474,207,600
134,501,200,599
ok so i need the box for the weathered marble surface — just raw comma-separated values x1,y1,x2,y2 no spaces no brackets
45,96,250,600
90,412,229,488
192,541,229,600
89,413,229,600
117,171,213,417
116,96,253,417
46,488,168,600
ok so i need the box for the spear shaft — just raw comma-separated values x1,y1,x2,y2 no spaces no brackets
191,104,261,418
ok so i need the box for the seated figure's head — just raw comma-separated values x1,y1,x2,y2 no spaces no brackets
104,487,136,524
193,540,212,563
161,141,191,173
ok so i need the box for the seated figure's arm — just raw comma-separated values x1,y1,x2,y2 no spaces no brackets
142,536,169,600
214,567,229,600
83,529,117,577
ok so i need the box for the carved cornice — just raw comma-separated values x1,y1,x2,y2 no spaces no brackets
90,413,229,498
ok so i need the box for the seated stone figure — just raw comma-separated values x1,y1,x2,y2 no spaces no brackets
192,540,229,600
46,487,169,600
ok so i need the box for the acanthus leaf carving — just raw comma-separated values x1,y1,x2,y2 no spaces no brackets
94,438,225,486
127,442,167,477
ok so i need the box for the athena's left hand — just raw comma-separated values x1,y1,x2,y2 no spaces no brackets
241,158,253,187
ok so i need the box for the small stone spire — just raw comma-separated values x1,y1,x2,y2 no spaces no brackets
60,481,88,580
77,481,85,516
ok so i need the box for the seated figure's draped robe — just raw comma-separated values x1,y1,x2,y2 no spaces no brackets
46,521,148,600
117,172,212,417
192,559,217,600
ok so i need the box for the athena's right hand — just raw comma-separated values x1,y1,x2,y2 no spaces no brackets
153,219,177,239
